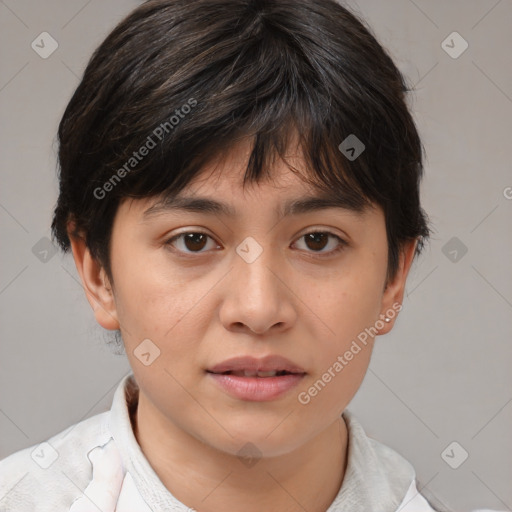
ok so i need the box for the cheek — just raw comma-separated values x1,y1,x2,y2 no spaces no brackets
111,250,217,358
298,296,376,416
299,347,373,413
308,265,384,342
301,259,384,401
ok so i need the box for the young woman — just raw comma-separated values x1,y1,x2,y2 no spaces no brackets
0,1,502,510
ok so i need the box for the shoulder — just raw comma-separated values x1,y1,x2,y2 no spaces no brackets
0,411,113,512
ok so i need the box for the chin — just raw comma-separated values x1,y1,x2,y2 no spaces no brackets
202,421,305,460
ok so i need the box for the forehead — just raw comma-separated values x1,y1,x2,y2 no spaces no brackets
178,152,321,204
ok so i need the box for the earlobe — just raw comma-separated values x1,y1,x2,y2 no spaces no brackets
377,239,418,335
68,230,120,331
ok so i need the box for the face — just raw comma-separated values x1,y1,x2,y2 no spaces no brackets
75,140,414,458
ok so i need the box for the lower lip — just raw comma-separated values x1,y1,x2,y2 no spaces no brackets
207,372,306,401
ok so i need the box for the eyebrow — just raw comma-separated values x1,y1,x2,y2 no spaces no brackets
142,192,369,220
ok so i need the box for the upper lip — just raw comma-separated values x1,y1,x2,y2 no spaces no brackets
207,355,306,374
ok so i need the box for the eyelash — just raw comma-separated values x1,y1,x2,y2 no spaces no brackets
164,230,348,259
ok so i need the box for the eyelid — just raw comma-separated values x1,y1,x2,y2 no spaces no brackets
296,225,349,241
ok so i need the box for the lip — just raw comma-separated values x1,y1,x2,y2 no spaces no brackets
207,373,306,401
207,355,306,374
206,355,306,402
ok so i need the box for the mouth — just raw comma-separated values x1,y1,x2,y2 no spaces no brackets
205,355,307,401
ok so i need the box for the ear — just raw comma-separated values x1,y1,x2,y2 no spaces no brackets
68,227,120,331
376,239,418,335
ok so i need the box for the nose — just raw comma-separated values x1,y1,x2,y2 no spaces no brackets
218,240,297,336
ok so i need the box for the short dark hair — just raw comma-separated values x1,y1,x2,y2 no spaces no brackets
51,0,431,287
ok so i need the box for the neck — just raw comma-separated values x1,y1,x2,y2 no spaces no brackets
133,390,348,512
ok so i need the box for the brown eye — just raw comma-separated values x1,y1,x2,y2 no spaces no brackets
183,233,207,251
304,233,329,251
294,231,347,256
166,232,218,254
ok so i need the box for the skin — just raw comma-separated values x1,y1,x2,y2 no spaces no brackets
69,139,417,512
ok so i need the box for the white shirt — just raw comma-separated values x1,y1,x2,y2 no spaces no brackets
0,374,494,511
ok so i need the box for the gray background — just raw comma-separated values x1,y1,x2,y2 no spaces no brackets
0,1,511,510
